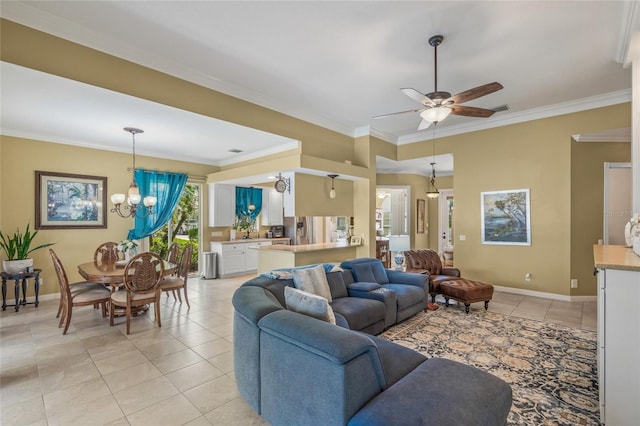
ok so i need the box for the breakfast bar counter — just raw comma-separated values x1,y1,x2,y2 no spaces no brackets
255,242,360,272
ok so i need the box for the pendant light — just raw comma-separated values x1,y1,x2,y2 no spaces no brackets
328,174,339,199
426,126,440,199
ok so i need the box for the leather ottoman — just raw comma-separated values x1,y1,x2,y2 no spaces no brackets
439,279,494,314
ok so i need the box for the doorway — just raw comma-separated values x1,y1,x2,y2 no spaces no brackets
149,182,202,274
438,189,454,263
375,186,410,236
603,162,631,245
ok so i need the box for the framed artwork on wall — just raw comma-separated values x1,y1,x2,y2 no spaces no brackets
35,171,107,229
481,189,531,245
417,199,426,234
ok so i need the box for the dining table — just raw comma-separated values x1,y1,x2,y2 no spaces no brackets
77,256,176,316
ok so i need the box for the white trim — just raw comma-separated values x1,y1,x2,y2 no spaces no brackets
396,89,632,145
615,0,640,67
493,285,597,303
217,140,300,167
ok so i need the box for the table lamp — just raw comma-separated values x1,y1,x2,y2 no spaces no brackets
388,235,410,269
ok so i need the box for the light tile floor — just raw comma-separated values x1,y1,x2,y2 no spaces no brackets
0,274,596,425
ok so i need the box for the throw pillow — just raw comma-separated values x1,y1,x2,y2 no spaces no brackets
292,264,332,302
284,286,336,324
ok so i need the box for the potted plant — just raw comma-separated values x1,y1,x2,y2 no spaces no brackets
0,224,54,275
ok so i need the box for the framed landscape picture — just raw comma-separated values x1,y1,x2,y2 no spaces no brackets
481,189,531,245
35,171,107,229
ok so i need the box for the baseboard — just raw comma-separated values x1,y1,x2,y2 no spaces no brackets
493,285,597,303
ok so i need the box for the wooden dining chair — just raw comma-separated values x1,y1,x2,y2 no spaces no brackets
161,244,193,308
166,242,180,265
110,252,165,335
49,249,112,335
94,241,121,263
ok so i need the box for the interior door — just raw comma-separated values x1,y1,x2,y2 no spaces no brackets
438,189,454,254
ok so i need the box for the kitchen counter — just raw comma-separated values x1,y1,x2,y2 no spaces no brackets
593,244,640,271
254,241,357,253
212,238,290,245
256,242,361,272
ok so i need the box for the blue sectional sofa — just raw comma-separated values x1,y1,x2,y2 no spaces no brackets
232,262,513,425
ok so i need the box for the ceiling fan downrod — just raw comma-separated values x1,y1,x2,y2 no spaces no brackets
429,35,443,93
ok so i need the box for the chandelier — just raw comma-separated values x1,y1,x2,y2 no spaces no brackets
110,127,157,219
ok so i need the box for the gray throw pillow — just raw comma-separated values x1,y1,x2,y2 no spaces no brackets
292,264,332,302
284,286,336,324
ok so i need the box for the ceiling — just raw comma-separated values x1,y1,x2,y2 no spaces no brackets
0,1,637,179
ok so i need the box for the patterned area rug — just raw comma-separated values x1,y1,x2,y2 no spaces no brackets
379,308,599,425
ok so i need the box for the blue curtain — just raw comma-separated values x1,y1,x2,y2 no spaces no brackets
127,169,188,240
235,187,263,220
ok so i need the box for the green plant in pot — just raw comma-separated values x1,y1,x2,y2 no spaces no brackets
0,224,54,274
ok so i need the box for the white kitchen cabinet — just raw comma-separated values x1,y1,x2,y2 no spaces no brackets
245,241,272,271
261,189,284,226
594,245,640,425
211,240,272,277
208,183,235,227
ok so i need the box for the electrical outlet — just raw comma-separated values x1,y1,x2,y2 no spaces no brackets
525,273,531,282
459,235,466,241
570,279,578,289
211,231,222,237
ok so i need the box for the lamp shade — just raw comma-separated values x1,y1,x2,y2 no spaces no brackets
388,235,410,252
420,106,451,124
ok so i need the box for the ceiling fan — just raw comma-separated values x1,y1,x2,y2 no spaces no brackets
374,35,503,130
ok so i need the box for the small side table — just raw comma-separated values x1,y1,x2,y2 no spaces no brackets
1,269,42,312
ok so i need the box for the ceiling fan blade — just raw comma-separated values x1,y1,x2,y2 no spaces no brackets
418,119,432,130
447,82,503,105
373,108,425,119
401,88,435,107
449,105,496,118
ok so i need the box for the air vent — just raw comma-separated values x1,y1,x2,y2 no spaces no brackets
228,149,243,153
492,104,509,113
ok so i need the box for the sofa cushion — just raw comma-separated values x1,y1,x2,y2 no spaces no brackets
348,358,512,426
330,297,385,332
326,270,349,299
365,334,426,388
343,258,390,284
292,264,332,302
285,286,336,324
382,284,425,311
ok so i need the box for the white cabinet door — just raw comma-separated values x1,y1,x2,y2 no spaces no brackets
244,244,259,271
248,241,272,271
220,244,245,275
261,189,284,226
208,184,235,227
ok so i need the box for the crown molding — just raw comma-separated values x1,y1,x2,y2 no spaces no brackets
572,127,631,143
395,89,632,145
615,1,640,66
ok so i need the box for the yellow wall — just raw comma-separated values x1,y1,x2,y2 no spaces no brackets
570,138,631,296
0,136,216,296
399,104,631,296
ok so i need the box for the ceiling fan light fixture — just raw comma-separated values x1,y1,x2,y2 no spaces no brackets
420,106,451,124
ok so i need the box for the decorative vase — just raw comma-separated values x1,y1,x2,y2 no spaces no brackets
124,250,131,262
230,229,236,241
2,258,34,275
